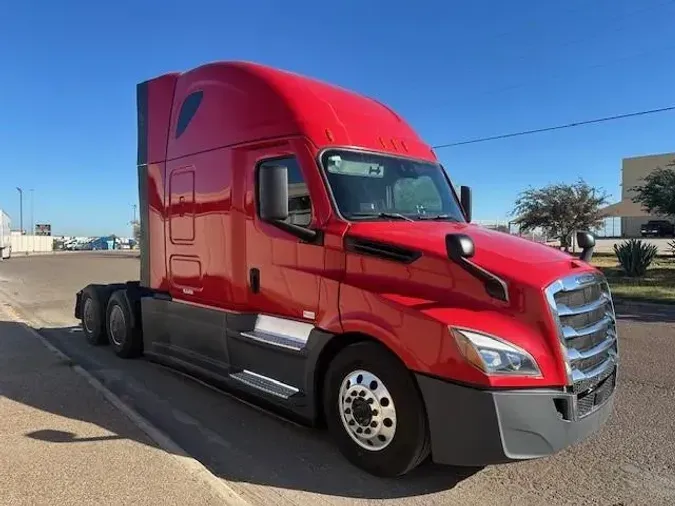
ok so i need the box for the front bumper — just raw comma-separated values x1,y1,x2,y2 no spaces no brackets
415,372,616,466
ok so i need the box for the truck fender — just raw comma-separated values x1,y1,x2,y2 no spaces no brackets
329,314,424,374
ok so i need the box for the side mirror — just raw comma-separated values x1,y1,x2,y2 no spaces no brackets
576,231,596,263
259,165,289,222
460,185,472,223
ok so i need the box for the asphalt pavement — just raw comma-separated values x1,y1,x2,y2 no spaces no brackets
1,252,675,505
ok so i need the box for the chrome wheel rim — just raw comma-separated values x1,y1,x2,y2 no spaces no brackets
83,298,95,334
109,305,126,346
338,369,397,451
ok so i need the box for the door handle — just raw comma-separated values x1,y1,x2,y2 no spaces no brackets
178,196,185,217
249,268,260,294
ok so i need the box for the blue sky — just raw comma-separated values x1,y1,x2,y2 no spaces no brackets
1,0,673,236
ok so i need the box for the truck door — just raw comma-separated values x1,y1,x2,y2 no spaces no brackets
245,150,322,322
224,143,323,394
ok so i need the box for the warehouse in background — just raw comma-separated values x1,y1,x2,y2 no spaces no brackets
0,210,11,259
600,151,675,237
0,211,54,255
10,230,53,254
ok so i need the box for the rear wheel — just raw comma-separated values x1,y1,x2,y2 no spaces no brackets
81,287,108,346
106,290,143,358
323,341,430,477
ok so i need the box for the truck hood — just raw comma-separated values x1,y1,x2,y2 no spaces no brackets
346,221,587,289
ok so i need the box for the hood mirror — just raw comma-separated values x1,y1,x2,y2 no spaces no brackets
445,233,508,303
446,233,475,261
576,231,596,263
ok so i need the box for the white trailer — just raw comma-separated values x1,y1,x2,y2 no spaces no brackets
0,210,11,260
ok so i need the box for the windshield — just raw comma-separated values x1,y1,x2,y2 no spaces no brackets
320,149,466,222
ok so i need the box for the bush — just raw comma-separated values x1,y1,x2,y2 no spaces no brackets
669,239,675,258
613,239,658,277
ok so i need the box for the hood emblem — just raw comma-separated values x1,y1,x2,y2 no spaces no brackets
576,274,596,286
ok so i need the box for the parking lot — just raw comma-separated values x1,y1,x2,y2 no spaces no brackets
1,252,674,505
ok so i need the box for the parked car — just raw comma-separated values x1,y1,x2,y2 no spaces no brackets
640,220,674,237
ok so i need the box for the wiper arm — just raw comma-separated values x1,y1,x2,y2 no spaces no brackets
348,212,415,222
416,214,460,221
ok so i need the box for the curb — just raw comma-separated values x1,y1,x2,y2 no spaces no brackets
1,300,251,506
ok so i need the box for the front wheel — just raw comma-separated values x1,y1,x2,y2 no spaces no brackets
323,341,430,477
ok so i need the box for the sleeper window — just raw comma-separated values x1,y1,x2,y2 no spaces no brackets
176,91,203,138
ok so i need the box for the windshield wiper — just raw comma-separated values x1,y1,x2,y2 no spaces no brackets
348,212,415,222
416,214,460,221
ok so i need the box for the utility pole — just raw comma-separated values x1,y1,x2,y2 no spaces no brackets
132,204,137,224
16,187,23,234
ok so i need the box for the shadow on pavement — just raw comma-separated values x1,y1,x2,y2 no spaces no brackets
26,429,126,443
615,301,675,324
1,320,480,501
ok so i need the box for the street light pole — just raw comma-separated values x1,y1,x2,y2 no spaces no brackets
30,189,34,236
30,189,34,252
15,187,23,234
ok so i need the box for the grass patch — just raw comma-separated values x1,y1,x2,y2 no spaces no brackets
591,253,675,304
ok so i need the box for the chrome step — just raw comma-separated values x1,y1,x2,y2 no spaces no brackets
229,370,299,399
239,314,313,352
240,330,305,351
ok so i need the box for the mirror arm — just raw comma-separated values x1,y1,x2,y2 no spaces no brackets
452,256,509,302
446,233,508,302
271,220,322,244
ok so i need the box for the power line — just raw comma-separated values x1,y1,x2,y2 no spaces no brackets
432,105,675,149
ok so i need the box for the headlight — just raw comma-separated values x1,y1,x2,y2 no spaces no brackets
450,327,541,376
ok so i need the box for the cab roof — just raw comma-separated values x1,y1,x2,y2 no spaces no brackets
141,61,436,164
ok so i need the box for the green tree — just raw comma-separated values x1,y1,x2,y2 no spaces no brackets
630,160,675,218
511,179,609,251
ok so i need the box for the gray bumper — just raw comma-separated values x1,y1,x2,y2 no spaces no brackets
415,372,616,466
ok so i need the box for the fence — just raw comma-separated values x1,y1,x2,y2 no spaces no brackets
475,217,623,243
10,235,53,254
473,221,551,243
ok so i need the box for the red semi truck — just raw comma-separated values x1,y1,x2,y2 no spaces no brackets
74,61,618,477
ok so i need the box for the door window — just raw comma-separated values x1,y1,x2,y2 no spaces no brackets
259,157,312,227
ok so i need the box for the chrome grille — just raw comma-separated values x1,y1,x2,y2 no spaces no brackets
577,372,616,418
545,272,618,417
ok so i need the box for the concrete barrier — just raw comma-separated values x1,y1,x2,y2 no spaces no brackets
10,235,53,254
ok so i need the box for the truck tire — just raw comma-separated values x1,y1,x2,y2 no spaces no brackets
106,290,143,359
323,341,430,477
80,286,108,346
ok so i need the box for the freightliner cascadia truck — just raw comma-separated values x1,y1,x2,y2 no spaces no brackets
74,61,618,477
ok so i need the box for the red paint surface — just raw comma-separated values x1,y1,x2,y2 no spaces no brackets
139,61,601,388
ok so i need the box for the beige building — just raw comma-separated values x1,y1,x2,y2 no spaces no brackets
600,151,675,237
